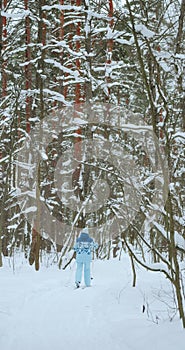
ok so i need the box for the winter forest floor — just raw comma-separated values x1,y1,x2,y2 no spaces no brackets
0,255,185,350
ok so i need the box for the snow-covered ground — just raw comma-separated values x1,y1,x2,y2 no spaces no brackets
0,255,185,350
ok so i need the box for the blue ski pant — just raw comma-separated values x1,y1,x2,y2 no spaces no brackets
75,254,91,286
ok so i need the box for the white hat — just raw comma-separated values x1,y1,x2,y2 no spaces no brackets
82,227,89,234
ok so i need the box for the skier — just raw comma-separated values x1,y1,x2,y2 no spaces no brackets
74,227,98,288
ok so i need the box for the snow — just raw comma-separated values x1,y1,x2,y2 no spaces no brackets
42,5,83,12
0,256,185,350
158,61,171,72
153,220,185,250
44,58,80,76
39,149,48,160
1,10,30,20
43,88,71,105
73,117,88,125
23,206,37,214
115,38,132,45
174,231,185,250
135,24,156,39
172,131,185,143
122,124,153,132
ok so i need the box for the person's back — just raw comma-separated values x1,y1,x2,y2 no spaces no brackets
74,228,98,288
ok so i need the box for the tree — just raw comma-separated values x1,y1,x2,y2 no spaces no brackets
0,0,184,327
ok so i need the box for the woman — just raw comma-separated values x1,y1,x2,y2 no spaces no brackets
74,228,98,288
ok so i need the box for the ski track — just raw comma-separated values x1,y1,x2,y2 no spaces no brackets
0,258,185,350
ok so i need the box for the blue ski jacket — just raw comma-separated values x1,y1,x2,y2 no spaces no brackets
74,231,98,263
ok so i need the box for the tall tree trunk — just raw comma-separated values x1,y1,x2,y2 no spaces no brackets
1,0,7,98
24,0,31,133
29,0,46,270
37,0,46,121
0,0,3,57
105,0,114,102
59,0,65,101
0,0,8,266
175,0,185,129
167,190,185,328
75,0,81,104
36,0,46,270
70,0,83,227
126,0,157,135
84,0,93,102
0,3,2,263
175,0,185,55
63,0,74,99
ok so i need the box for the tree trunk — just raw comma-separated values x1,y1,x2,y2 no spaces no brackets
75,0,82,104
36,0,46,120
84,0,93,102
125,0,157,135
24,0,31,133
175,0,185,55
1,0,7,98
129,251,136,287
175,0,185,128
0,1,2,57
167,191,185,328
105,0,114,102
29,0,47,270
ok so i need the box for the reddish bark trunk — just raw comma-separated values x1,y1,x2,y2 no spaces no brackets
63,0,74,99
2,0,7,97
74,0,82,148
75,0,81,104
71,1,83,208
74,0,82,151
59,0,66,102
106,0,114,101
24,0,31,133
159,108,164,139
60,0,64,40
29,1,47,270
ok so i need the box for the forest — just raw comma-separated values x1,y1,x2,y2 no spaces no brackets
0,0,185,327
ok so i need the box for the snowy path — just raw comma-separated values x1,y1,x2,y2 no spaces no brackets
0,258,185,350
